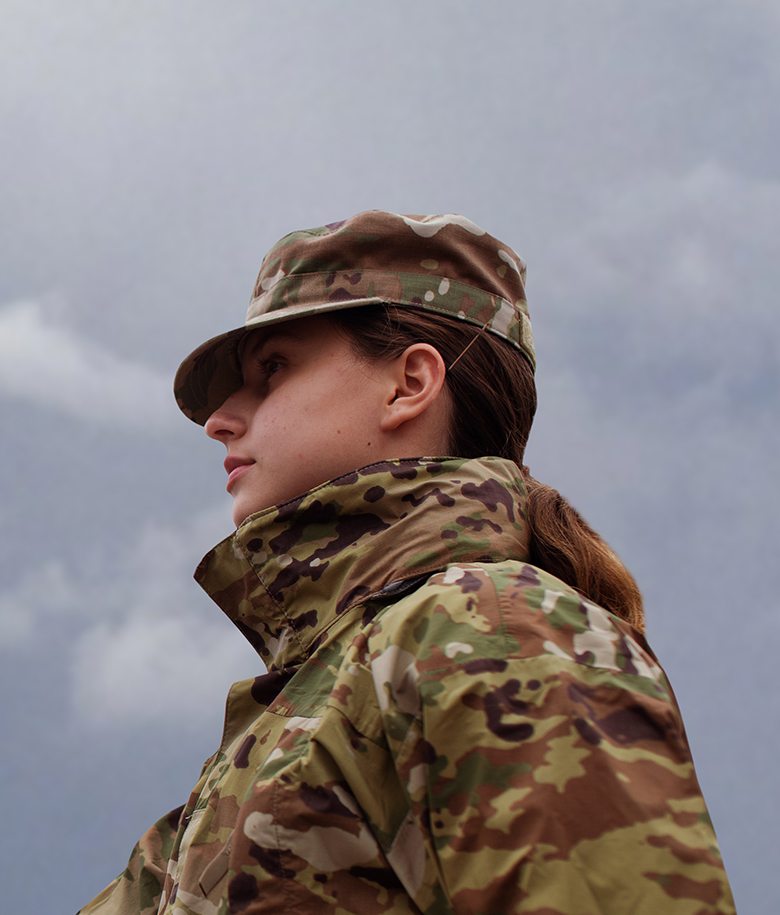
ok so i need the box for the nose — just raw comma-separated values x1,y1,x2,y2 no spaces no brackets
204,388,250,442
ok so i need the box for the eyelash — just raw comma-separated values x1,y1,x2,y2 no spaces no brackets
257,357,284,379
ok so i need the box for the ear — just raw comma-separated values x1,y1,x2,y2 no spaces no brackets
379,343,448,433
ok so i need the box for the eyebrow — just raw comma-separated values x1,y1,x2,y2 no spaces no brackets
241,327,298,361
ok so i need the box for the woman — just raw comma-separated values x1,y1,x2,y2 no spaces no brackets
80,211,734,914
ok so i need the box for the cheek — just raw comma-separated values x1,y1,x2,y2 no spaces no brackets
269,403,322,462
255,368,378,468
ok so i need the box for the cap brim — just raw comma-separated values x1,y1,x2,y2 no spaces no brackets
174,326,247,426
173,296,393,425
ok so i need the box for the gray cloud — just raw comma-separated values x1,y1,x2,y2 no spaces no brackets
0,298,178,428
0,500,257,724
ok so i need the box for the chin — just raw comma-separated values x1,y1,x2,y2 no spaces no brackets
233,499,272,528
233,509,254,528
232,504,253,528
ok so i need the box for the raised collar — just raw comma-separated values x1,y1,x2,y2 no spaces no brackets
195,457,530,670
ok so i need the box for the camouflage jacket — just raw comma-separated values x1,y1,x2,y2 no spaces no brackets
80,457,734,915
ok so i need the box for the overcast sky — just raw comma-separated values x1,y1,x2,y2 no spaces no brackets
1,3,777,912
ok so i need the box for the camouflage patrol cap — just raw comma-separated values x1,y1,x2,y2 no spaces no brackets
174,210,535,424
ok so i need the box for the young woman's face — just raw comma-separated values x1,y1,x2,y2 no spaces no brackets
204,316,393,526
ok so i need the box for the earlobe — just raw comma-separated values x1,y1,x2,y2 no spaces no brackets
379,344,448,433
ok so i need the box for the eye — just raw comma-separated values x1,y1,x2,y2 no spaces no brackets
248,356,286,387
239,335,289,387
258,358,284,379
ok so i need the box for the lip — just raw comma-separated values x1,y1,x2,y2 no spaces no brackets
224,455,255,491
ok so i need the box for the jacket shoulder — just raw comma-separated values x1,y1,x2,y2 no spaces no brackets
369,560,670,702
365,562,734,914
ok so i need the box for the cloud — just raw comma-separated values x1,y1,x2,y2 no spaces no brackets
70,611,250,728
540,162,780,380
0,500,259,727
68,506,260,728
524,162,780,652
0,560,83,648
0,299,179,429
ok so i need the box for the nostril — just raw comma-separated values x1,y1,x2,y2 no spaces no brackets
205,414,233,441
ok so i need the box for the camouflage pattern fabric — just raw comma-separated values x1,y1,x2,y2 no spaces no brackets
174,211,535,425
79,458,734,915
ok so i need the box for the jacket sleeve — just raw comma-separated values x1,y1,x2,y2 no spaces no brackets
78,805,183,915
370,563,735,915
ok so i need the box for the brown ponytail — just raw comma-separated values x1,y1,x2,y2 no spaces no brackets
330,305,645,632
522,474,644,630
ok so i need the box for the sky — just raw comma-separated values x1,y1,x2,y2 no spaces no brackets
1,2,777,911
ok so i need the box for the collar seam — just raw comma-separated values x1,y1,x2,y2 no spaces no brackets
234,536,310,661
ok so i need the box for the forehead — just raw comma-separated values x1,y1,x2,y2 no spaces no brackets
241,327,294,359
239,315,339,360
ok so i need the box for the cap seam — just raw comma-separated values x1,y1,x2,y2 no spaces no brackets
250,270,527,307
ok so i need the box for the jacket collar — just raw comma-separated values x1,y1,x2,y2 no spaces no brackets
195,457,530,670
